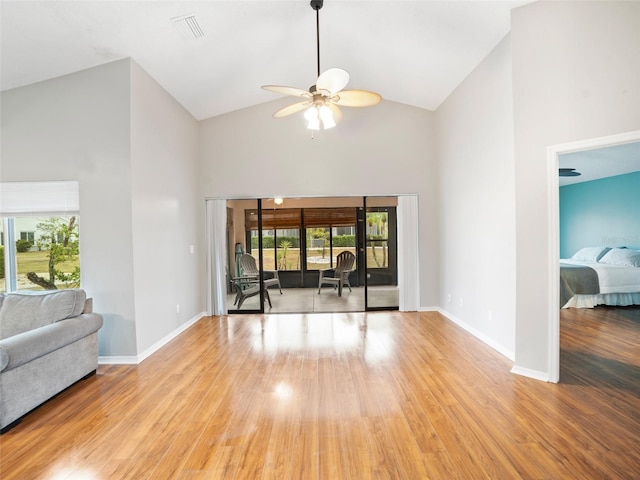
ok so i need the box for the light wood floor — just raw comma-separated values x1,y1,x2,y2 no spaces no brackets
1,308,639,479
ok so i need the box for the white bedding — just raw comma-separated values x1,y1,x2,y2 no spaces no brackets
563,292,640,308
560,259,640,294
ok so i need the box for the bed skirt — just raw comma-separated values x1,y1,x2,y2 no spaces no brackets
562,292,640,309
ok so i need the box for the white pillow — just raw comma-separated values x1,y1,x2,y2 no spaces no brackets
570,247,611,262
599,248,640,267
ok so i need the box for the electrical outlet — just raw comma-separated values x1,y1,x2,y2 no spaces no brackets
176,304,180,314
447,293,452,303
459,298,463,308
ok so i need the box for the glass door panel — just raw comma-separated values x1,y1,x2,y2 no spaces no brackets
365,198,399,310
227,198,265,313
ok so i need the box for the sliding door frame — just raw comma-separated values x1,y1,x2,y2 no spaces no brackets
205,194,420,315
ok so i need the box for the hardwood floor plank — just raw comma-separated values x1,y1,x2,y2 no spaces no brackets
1,308,638,479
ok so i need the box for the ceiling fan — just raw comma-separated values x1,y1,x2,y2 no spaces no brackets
559,168,581,177
261,0,382,130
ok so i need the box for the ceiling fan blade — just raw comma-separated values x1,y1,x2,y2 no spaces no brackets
334,90,382,107
316,68,350,94
262,85,310,98
273,101,311,118
327,103,343,122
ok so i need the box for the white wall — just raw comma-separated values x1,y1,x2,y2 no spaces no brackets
435,36,516,357
0,60,138,356
511,1,640,375
1,59,205,360
130,62,203,356
199,98,439,307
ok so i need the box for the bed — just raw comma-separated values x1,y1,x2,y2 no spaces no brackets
560,247,640,308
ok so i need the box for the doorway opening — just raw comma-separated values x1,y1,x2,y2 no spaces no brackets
548,130,640,382
224,196,400,314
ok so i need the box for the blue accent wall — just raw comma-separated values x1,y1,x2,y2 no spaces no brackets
560,171,640,258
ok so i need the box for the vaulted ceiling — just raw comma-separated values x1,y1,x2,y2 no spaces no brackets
1,0,531,121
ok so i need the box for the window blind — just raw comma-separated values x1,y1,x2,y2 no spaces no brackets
303,208,357,227
0,181,80,216
244,207,358,230
245,208,302,230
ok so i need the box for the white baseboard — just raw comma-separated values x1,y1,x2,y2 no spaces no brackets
434,307,515,361
418,305,439,312
427,307,551,382
98,355,139,365
98,311,206,365
510,365,550,382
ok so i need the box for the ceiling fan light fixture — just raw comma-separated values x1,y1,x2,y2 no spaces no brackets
319,105,336,129
305,106,320,130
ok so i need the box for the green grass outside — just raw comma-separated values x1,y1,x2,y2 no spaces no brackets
16,250,79,274
9,251,80,291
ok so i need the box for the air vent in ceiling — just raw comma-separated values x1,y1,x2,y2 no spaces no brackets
172,14,204,40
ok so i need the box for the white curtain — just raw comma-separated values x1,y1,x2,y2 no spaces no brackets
397,195,420,311
205,199,227,315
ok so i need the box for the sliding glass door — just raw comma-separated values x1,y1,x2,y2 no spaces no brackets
364,197,399,310
226,198,267,313
219,196,401,314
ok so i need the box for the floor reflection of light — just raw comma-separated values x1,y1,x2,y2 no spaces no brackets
49,468,97,479
248,314,395,364
273,382,293,401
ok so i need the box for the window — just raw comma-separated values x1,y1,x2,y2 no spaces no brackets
1,181,80,292
11,216,80,291
306,227,330,270
246,208,303,272
20,231,35,243
275,229,300,270
366,211,389,269
304,208,357,270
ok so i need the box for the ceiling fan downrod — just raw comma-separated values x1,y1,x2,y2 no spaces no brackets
310,0,323,81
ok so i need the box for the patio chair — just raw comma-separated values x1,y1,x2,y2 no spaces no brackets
231,276,272,309
318,251,356,297
238,253,282,294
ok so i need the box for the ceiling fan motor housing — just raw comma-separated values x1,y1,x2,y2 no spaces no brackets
310,0,323,11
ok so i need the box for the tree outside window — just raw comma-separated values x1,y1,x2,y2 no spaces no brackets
25,216,80,290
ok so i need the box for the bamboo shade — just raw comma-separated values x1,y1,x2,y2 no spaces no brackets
244,207,357,230
245,208,301,230
304,208,357,227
